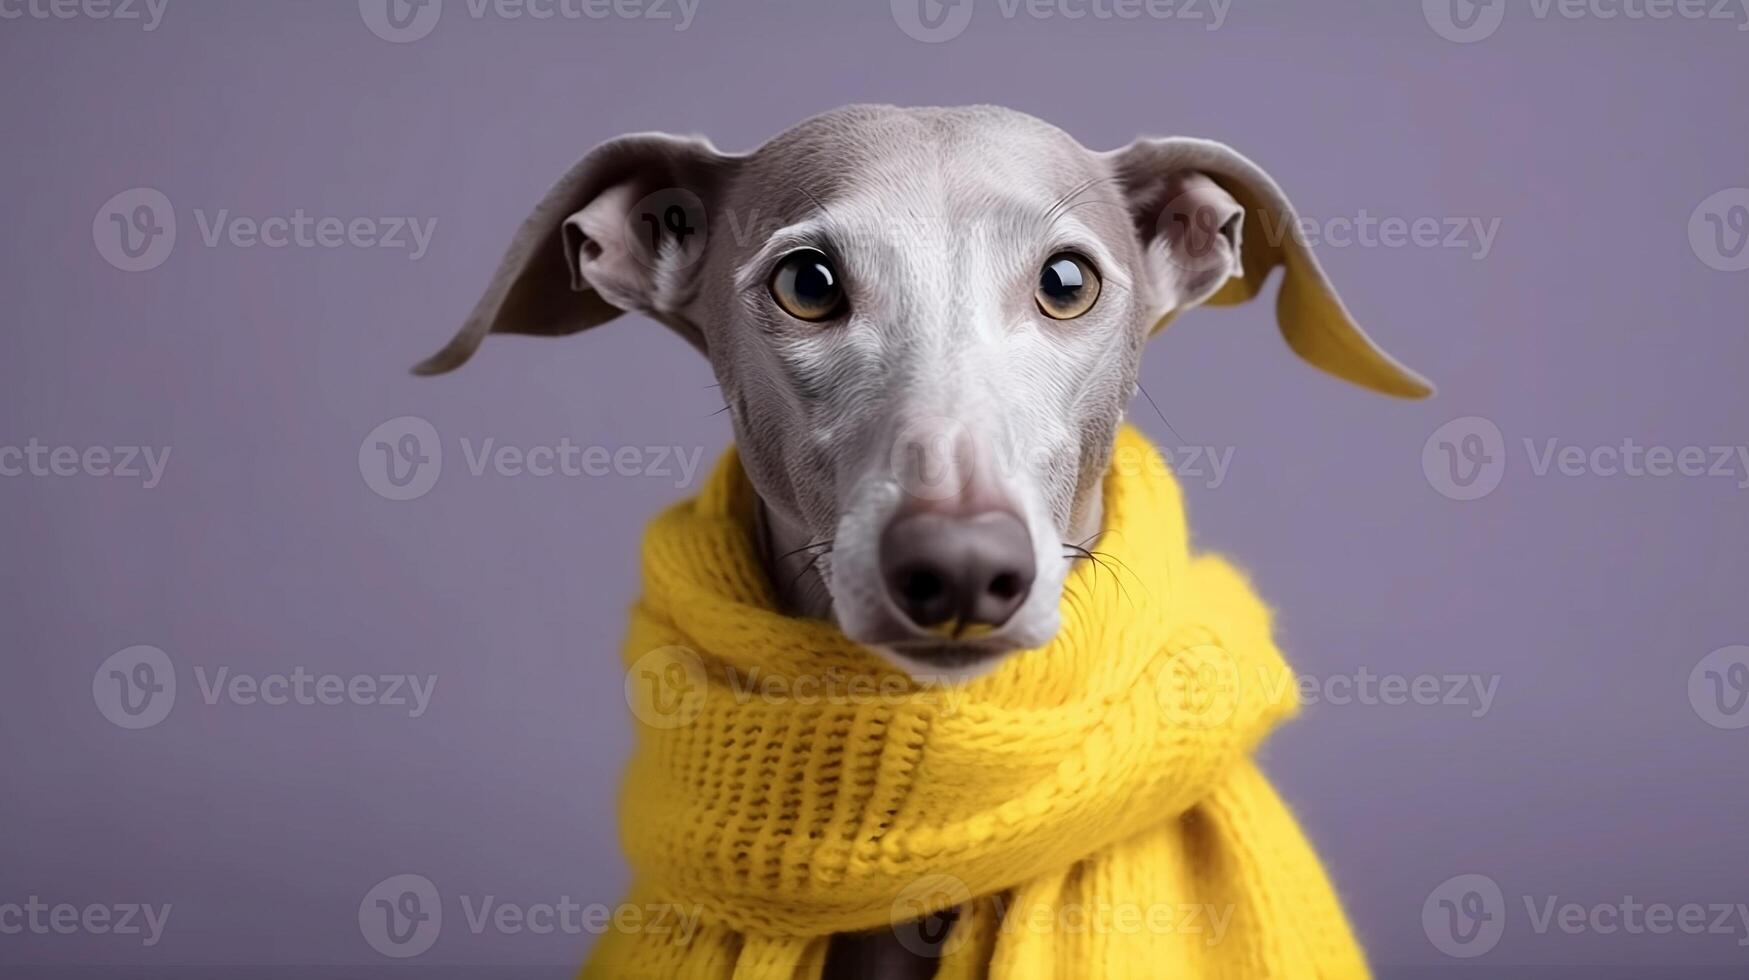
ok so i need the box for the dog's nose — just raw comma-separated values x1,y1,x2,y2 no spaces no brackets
879,510,1035,632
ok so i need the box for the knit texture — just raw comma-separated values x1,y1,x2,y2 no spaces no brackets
584,425,1369,979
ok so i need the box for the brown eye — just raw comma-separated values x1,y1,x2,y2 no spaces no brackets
769,248,845,321
1036,252,1101,320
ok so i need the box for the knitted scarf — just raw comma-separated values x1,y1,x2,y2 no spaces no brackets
584,425,1369,979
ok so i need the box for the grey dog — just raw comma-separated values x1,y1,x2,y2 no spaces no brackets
417,104,1430,978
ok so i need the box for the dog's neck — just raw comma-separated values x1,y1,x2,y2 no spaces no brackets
752,490,1106,623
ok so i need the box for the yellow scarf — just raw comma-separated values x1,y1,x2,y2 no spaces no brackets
585,425,1369,979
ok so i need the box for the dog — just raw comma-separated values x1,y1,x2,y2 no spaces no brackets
416,104,1430,979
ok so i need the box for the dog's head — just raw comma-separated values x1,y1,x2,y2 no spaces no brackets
419,105,1430,678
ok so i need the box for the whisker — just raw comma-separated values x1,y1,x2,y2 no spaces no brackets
1134,381,1185,446
1062,542,1110,599
1089,550,1149,602
798,185,838,229
1053,197,1127,224
1093,554,1134,609
774,539,835,564
787,549,831,597
1043,173,1121,229
1063,539,1144,609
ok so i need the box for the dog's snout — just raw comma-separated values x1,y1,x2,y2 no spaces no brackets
879,510,1035,633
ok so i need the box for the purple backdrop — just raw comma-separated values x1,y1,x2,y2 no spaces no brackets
3,1,1747,976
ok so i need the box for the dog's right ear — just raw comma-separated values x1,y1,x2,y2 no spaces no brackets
1107,137,1433,399
413,134,739,375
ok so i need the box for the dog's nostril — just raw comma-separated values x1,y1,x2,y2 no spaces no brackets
901,568,947,605
988,572,1022,602
889,564,958,629
879,511,1035,632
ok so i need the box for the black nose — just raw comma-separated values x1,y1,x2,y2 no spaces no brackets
879,511,1035,632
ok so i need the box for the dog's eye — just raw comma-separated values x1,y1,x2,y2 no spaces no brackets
769,249,845,322
1036,252,1101,320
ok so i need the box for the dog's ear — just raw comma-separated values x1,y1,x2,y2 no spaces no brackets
1106,137,1433,399
413,133,738,375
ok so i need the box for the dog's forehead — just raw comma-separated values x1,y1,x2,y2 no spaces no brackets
732,105,1110,229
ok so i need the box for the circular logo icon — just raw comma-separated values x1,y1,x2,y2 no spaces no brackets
1422,416,1506,501
1689,645,1749,730
891,0,975,42
890,873,973,958
360,416,442,501
359,873,442,958
1423,0,1506,43
1154,642,1241,729
93,645,176,730
1422,873,1505,958
1687,188,1749,273
625,188,709,272
359,0,443,43
93,188,176,273
1156,188,1241,278
889,416,974,502
624,645,708,729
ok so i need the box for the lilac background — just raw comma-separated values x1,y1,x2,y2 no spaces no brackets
3,0,1747,976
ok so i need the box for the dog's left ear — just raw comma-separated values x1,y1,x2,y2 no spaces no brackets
1106,137,1433,399
414,133,739,375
